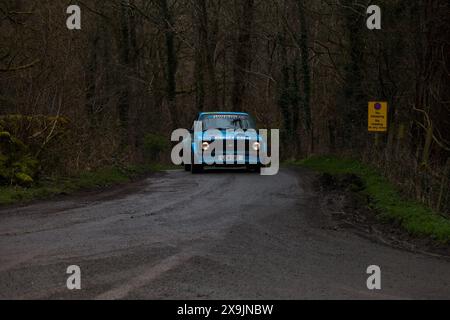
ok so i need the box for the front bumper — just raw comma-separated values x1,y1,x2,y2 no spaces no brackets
197,154,264,167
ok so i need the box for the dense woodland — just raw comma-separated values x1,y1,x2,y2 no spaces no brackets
0,0,449,213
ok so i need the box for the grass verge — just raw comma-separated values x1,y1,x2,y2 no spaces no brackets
0,164,173,206
293,156,450,244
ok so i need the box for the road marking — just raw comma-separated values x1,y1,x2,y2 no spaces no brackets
95,251,192,300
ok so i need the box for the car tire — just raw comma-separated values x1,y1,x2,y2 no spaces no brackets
191,151,203,174
247,165,261,173
191,164,204,174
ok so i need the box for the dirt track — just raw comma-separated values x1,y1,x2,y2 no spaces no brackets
0,168,449,299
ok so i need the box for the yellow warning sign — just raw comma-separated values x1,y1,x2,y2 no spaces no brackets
368,102,388,132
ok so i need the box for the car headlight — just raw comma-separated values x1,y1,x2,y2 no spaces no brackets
252,142,261,151
202,142,210,151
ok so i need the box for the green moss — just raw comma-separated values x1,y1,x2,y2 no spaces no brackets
0,114,70,187
0,131,11,139
14,172,34,185
0,127,40,186
294,156,450,244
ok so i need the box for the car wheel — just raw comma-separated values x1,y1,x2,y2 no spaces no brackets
191,164,203,174
191,152,203,174
247,165,261,173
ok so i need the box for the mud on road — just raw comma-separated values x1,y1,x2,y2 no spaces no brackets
0,168,449,299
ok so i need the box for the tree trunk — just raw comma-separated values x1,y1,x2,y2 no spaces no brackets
297,0,313,153
159,0,179,128
118,0,131,146
231,0,255,112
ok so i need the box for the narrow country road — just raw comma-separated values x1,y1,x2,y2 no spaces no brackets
0,168,449,299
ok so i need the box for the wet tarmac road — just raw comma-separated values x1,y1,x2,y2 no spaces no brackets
0,168,449,299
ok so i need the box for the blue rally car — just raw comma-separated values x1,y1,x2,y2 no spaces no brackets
184,112,266,173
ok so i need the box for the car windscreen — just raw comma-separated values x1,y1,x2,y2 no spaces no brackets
200,114,256,130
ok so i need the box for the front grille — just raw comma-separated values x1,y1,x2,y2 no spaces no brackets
209,139,253,157
225,139,250,156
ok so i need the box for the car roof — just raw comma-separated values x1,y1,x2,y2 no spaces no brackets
199,112,249,116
